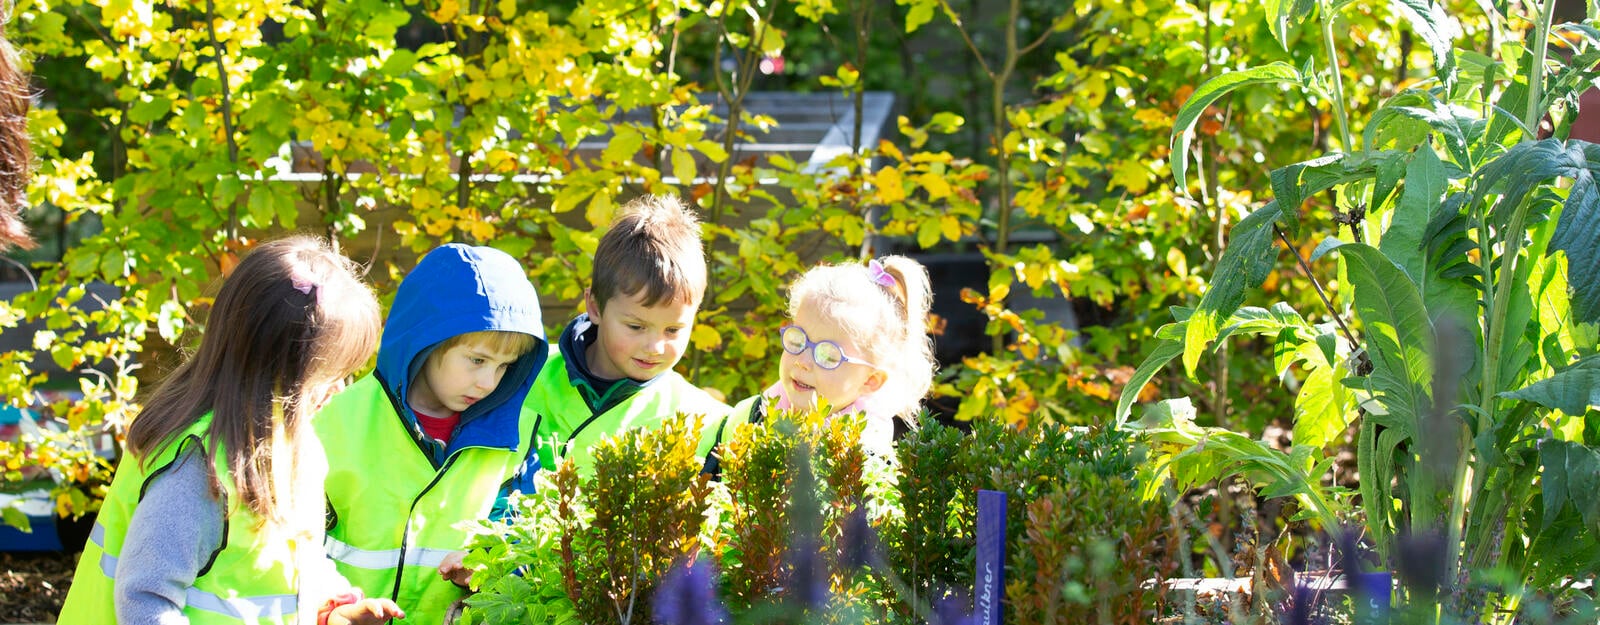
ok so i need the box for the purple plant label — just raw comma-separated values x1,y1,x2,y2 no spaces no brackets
1353,571,1391,618
975,489,1006,625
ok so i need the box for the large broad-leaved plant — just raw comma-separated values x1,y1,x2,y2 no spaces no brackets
1119,0,1600,619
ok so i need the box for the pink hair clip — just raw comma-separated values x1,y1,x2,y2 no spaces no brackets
867,259,897,288
291,277,315,295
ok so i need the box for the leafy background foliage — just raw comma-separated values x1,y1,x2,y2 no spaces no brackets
3,0,1365,523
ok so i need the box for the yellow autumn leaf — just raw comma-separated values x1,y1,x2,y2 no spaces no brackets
878,139,904,162
433,0,460,23
1109,159,1151,195
871,166,906,203
917,171,952,199
1166,246,1188,277
691,323,722,350
1132,108,1173,130
940,214,962,241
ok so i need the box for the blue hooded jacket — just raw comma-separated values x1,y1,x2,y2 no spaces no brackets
375,244,548,468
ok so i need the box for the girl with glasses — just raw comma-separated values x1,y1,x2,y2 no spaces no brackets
704,256,935,465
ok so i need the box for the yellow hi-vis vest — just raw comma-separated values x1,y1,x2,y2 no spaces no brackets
58,413,302,624
522,348,730,477
316,374,538,625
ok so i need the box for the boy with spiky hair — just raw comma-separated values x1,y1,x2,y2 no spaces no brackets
523,193,729,477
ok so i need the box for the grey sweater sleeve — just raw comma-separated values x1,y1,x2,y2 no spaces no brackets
114,446,226,625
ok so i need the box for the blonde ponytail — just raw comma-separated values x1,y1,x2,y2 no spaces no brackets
875,256,936,424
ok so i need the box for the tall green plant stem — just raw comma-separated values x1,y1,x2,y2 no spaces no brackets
1458,191,1535,583
1319,7,1354,151
1454,3,1555,582
1524,0,1557,143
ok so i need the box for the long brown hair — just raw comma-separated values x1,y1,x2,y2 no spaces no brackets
0,4,35,250
125,236,379,527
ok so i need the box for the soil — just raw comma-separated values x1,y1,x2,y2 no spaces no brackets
0,551,75,624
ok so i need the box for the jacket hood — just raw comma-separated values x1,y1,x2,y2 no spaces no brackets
377,244,548,456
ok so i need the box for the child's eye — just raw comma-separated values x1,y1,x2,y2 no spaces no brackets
627,324,645,331
665,327,682,336
470,357,486,365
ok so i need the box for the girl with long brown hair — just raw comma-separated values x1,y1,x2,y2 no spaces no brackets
59,235,403,624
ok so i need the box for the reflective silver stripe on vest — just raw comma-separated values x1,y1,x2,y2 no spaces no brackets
90,521,298,619
185,587,297,620
90,521,118,578
324,534,455,570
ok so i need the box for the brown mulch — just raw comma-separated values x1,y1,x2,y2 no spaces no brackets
0,552,76,624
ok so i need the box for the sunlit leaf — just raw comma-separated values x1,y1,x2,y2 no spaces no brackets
1171,62,1303,192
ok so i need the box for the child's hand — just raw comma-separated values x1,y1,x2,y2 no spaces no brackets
326,598,404,625
438,550,473,588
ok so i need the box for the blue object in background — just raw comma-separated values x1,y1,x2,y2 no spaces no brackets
1352,571,1392,622
975,489,1006,625
0,492,65,552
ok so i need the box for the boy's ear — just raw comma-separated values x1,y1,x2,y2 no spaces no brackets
583,289,598,318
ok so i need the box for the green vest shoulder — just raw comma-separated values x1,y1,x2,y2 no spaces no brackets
524,348,731,476
59,413,304,624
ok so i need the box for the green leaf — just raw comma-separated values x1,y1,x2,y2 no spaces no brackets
1503,355,1600,416
1115,335,1184,428
247,189,274,227
1337,243,1434,434
671,147,696,184
603,126,644,165
129,97,172,124
1540,440,1600,532
916,217,941,249
1372,100,1482,167
381,49,418,77
1215,303,1307,343
1380,146,1447,284
1293,341,1354,449
900,0,938,33
365,5,413,40
1269,152,1392,237
1264,0,1317,50
1171,62,1303,192
1389,0,1460,85
1182,202,1283,377
0,504,30,533
1418,194,1480,324
1472,139,1600,323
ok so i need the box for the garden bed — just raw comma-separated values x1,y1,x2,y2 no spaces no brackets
0,551,73,624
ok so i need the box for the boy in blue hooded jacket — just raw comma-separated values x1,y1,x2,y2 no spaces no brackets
315,244,547,625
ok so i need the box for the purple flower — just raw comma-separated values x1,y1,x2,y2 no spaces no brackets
785,537,830,609
840,508,876,571
1394,530,1448,596
1283,583,1318,625
653,557,728,625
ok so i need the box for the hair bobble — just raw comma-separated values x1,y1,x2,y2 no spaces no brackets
291,276,316,296
867,259,897,289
